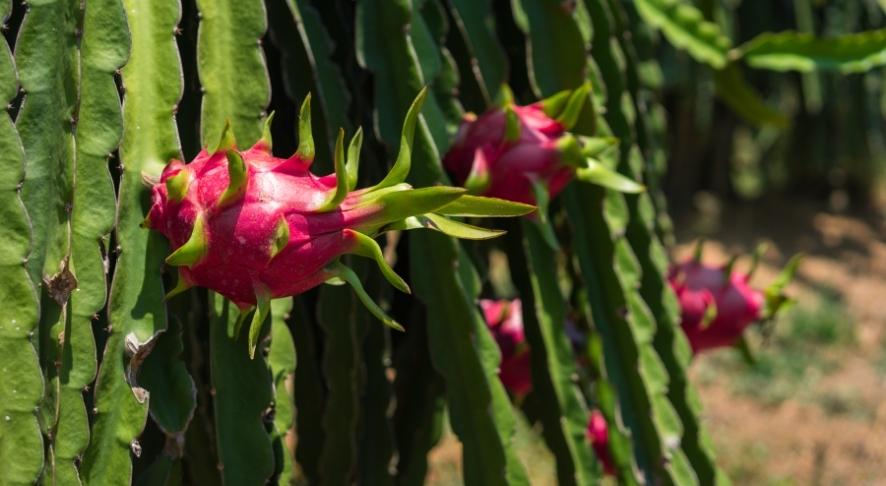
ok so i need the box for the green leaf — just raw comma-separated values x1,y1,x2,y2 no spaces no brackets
317,128,348,212
248,289,272,359
344,229,411,294
389,213,506,240
217,150,247,208
372,87,428,191
713,64,790,129
346,127,364,190
736,29,886,73
435,195,535,217
529,179,560,250
296,94,315,162
634,0,731,68
165,213,209,267
576,158,646,193
331,262,404,332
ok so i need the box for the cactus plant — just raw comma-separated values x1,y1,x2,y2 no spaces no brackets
0,1,876,485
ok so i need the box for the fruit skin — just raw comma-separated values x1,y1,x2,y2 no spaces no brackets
668,260,764,353
480,299,532,396
586,410,615,475
148,143,376,308
443,103,573,206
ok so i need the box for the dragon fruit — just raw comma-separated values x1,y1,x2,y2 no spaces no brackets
144,90,533,356
443,84,643,208
668,258,764,354
669,247,802,355
480,299,532,396
587,410,615,475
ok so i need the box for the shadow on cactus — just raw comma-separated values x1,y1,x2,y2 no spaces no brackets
143,88,533,357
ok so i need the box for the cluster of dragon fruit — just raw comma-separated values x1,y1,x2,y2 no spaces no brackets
145,85,798,471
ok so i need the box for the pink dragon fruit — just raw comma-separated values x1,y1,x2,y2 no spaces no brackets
587,410,615,475
668,258,765,354
144,90,532,356
480,299,532,396
443,84,643,208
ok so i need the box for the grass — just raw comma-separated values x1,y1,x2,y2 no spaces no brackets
697,289,855,407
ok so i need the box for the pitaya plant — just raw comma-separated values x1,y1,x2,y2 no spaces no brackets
480,298,532,397
145,90,532,356
443,85,644,208
669,244,801,354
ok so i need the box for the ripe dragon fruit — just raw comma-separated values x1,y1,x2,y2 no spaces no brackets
587,410,615,476
668,246,800,354
480,299,532,396
443,84,644,209
144,90,533,356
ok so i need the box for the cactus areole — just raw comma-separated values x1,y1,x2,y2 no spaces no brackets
480,299,532,396
144,91,533,356
443,84,644,207
668,260,765,353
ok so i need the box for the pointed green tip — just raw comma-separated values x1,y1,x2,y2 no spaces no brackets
556,82,591,129
346,127,364,191
269,217,290,260
371,87,428,191
247,289,271,359
332,262,404,331
213,119,237,153
540,89,572,118
316,128,348,212
344,229,411,294
575,158,645,194
259,111,275,151
296,94,315,162
464,148,491,195
503,106,521,143
693,238,706,263
217,150,248,208
166,214,208,267
166,170,190,203
495,84,515,108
